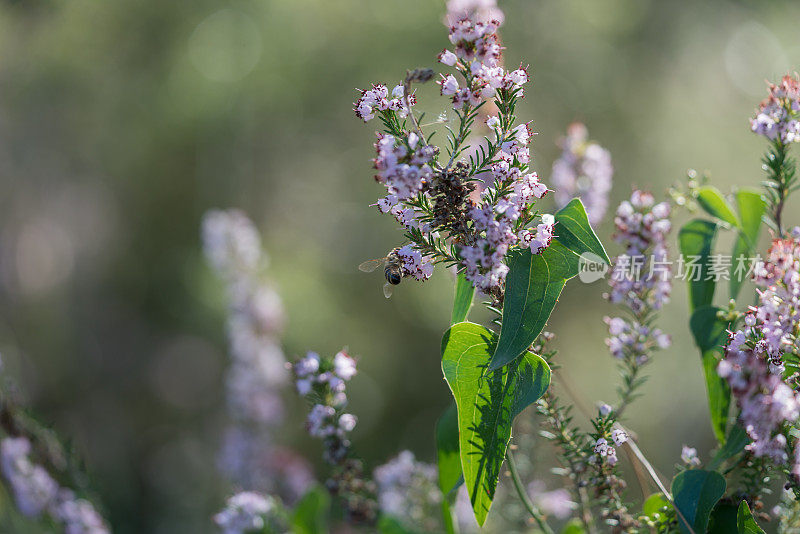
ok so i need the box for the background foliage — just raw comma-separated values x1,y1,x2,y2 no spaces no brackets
0,0,799,531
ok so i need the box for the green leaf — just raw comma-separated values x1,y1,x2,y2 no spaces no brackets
737,501,765,533
702,354,731,445
435,403,462,496
550,198,610,264
695,186,740,227
679,220,719,311
708,425,749,471
291,485,330,534
708,502,738,534
730,189,765,299
671,469,726,534
560,519,587,534
441,322,551,525
452,271,475,324
689,306,731,443
734,189,765,246
378,515,415,534
642,493,671,516
490,199,607,370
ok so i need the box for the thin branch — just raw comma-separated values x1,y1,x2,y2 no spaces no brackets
506,451,555,534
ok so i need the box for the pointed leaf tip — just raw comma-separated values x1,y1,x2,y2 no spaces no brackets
489,198,607,370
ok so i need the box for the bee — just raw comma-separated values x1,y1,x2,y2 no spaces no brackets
359,248,403,298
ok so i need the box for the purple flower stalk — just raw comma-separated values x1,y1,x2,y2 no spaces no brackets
202,209,312,501
0,437,109,533
291,350,377,523
604,191,672,417
551,123,613,225
292,350,358,464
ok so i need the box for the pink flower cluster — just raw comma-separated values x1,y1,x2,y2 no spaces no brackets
459,124,550,291
445,0,504,25
437,19,528,109
396,245,434,281
373,133,436,202
592,429,627,467
751,74,800,144
460,198,552,292
214,492,282,534
606,191,672,313
551,123,613,225
720,334,799,465
373,451,442,531
681,445,701,466
520,214,555,255
354,84,415,123
719,232,800,470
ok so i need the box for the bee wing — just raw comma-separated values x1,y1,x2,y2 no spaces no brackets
383,282,394,299
358,258,385,273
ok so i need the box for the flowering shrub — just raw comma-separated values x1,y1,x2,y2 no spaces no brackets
4,3,800,534
172,7,800,534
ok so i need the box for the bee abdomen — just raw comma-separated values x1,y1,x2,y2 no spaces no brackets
385,266,402,285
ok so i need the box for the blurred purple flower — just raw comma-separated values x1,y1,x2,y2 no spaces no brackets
551,123,613,225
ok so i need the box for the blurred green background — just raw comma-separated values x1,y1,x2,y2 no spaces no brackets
0,0,798,531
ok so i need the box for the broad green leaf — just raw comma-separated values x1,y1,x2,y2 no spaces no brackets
435,403,461,496
550,198,610,263
689,306,731,443
291,485,330,534
378,515,415,534
490,199,607,370
737,501,765,534
708,502,738,534
708,425,749,471
489,242,576,370
642,493,671,516
695,186,740,227
452,271,475,324
679,220,718,311
671,469,726,534
442,322,551,525
730,189,765,299
560,519,587,534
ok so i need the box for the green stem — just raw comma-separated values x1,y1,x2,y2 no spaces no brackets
441,499,458,534
764,140,796,238
506,451,554,534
